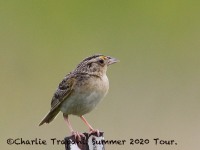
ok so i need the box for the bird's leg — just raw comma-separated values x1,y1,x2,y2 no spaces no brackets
63,114,85,140
63,114,74,132
80,116,100,136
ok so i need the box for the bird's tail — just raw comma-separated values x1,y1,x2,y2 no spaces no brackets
39,108,60,126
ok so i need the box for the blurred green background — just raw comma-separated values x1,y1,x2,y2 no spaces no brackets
1,0,200,150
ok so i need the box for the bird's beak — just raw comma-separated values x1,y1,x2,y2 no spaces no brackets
107,57,119,65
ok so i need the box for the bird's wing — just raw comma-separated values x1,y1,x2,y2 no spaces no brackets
38,74,76,126
50,74,76,112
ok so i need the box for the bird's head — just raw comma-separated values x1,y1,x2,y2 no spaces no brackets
75,54,119,76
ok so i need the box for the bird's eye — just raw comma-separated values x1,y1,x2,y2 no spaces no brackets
99,59,104,64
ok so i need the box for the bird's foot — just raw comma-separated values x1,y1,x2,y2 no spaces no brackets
71,131,86,141
89,129,100,137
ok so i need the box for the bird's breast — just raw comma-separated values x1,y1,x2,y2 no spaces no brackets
60,74,109,116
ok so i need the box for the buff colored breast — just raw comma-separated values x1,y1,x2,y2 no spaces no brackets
60,74,109,116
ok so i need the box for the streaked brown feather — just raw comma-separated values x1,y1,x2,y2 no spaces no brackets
39,75,75,126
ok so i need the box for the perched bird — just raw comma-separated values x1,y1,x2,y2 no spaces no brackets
39,54,118,138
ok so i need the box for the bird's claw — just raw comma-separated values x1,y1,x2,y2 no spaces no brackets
89,129,100,137
71,131,86,141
